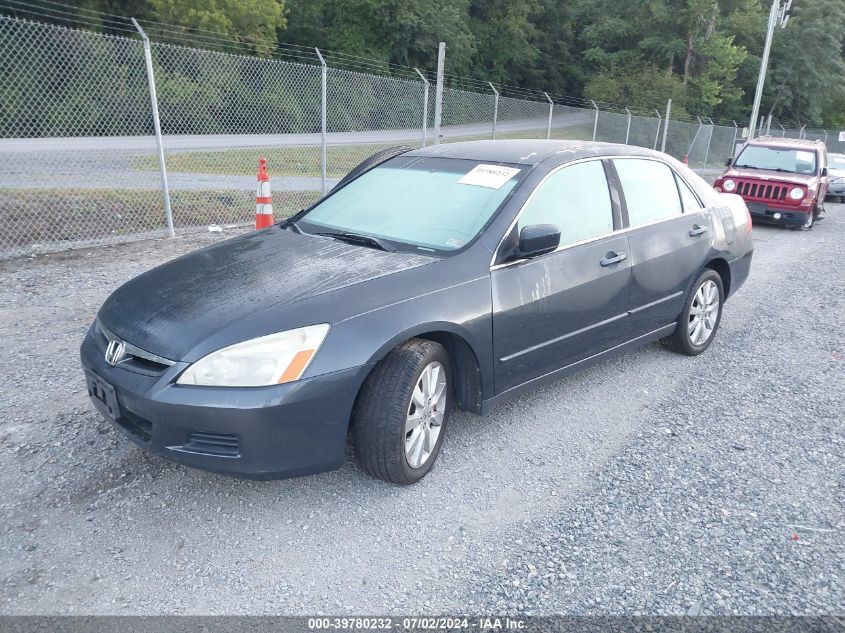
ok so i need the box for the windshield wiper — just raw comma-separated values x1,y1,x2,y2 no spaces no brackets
735,165,799,174
314,231,396,252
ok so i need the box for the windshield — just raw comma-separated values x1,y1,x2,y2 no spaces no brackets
829,154,845,171
297,156,522,253
734,145,817,175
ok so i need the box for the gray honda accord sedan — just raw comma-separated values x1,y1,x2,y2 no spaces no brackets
81,140,753,484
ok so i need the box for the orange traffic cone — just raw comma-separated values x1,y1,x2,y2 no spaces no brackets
682,155,689,165
255,157,274,229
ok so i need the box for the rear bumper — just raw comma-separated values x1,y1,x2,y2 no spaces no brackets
826,183,845,197
728,250,753,298
80,326,373,479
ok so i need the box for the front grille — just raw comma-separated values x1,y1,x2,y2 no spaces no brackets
93,320,172,375
181,432,240,457
736,180,789,202
117,409,153,442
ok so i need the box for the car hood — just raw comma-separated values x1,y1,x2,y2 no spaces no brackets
98,228,435,360
722,167,817,186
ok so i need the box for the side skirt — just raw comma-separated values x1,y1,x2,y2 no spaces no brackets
480,323,677,415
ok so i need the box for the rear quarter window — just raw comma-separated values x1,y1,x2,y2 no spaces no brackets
675,174,703,212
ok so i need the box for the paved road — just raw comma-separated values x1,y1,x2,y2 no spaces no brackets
0,203,842,615
0,115,591,193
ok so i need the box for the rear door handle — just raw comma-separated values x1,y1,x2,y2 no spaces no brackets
600,251,627,267
689,224,708,237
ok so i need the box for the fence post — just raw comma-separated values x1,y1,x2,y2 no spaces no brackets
823,129,828,143
489,82,499,140
591,100,599,142
765,113,772,135
624,107,632,145
660,99,672,153
653,109,662,150
731,121,739,159
779,123,786,137
543,92,553,140
131,18,174,238
799,124,806,139
433,42,446,145
415,68,429,147
315,48,328,195
686,117,704,160
701,118,715,176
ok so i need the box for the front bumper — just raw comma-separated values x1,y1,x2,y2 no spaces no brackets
80,325,373,479
746,201,810,227
826,183,845,197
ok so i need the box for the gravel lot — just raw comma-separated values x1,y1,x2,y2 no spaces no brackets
0,204,842,615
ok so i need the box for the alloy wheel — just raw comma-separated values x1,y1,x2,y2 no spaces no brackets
688,279,720,346
404,361,447,469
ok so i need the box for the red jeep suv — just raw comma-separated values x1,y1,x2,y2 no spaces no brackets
714,137,829,230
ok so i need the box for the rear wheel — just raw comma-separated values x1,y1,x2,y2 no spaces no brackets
353,339,451,484
661,269,724,356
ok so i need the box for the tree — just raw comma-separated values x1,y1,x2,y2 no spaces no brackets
466,0,539,85
149,0,286,54
764,0,845,126
282,0,474,75
584,65,689,115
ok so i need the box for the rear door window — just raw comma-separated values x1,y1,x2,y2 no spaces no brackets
613,158,683,227
517,160,613,247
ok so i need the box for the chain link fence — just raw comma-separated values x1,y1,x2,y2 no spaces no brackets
1,14,843,258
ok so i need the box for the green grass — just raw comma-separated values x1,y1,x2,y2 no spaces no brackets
132,125,594,177
1,189,315,248
135,144,407,178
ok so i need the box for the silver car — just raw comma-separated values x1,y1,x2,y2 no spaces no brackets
827,153,845,201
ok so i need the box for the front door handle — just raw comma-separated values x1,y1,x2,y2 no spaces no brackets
689,224,708,237
600,251,627,267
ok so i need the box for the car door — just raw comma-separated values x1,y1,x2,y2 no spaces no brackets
611,158,713,334
491,159,633,394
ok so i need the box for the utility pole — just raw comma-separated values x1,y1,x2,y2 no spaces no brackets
748,0,791,139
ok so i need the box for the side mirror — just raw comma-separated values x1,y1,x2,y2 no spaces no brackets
725,158,732,167
821,167,829,177
516,224,560,259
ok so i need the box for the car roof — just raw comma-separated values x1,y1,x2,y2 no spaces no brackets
405,139,665,166
747,136,826,150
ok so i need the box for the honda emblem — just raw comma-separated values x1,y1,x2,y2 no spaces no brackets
105,339,126,366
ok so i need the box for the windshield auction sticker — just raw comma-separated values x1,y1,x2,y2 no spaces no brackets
458,164,521,189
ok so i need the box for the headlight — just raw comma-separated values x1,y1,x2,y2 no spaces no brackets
722,179,736,192
177,324,330,387
788,187,805,200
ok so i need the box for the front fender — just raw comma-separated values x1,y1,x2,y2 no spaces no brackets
304,275,494,401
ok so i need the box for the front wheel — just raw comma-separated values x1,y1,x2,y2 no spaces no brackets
353,339,451,484
794,203,819,231
661,269,724,356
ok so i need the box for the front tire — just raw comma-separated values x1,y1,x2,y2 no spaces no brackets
353,339,451,484
661,269,724,356
794,203,819,231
